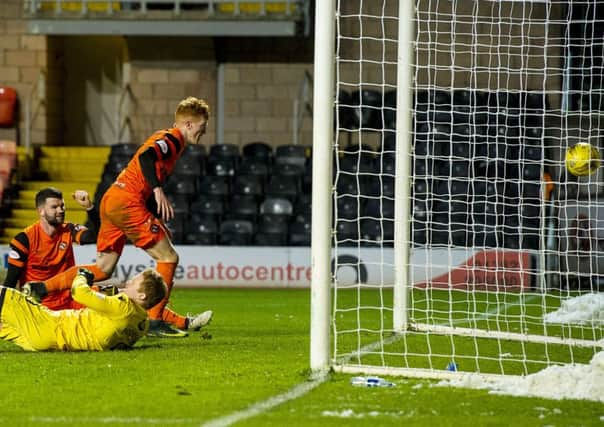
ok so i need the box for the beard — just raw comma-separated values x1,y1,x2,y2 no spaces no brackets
43,212,64,227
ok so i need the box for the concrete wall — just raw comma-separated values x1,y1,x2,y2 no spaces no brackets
0,0,62,146
223,63,313,147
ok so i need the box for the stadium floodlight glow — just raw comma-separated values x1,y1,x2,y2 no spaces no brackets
311,0,603,380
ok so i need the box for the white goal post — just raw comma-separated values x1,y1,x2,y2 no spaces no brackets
311,0,604,379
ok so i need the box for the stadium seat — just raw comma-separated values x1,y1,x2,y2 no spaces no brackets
412,178,431,200
334,220,357,246
265,175,299,202
103,157,130,180
225,194,258,223
272,162,305,179
239,157,270,182
174,155,203,177
336,195,360,220
198,175,230,201
364,198,394,220
301,162,312,194
185,216,218,245
232,174,264,200
209,143,240,160
350,88,383,129
253,220,288,246
190,196,224,222
219,219,254,246
360,218,394,247
207,156,237,178
288,220,311,246
183,143,206,160
165,177,196,199
242,141,273,164
383,89,397,130
412,220,429,245
337,90,356,130
294,193,311,215
274,144,308,168
165,213,186,244
412,199,430,223
336,174,360,196
258,198,292,234
165,193,189,215
339,153,374,175
377,153,395,176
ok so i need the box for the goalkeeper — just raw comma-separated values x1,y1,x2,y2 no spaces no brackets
0,268,167,351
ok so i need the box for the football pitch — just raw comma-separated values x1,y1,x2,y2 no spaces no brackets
0,288,601,427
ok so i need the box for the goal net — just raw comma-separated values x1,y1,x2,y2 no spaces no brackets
311,0,604,379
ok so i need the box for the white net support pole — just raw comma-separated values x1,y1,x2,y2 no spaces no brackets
310,0,335,374
392,0,415,332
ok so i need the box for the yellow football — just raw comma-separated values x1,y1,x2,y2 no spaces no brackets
565,142,601,177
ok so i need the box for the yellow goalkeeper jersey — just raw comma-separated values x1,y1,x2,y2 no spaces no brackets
54,278,149,351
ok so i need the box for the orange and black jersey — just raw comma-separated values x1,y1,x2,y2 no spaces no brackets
114,128,185,200
3,208,100,289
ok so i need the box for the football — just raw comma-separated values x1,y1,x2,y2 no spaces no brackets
565,142,601,176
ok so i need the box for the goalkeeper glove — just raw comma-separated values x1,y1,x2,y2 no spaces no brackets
77,268,95,286
22,282,48,302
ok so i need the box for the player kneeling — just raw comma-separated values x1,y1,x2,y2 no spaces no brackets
0,268,167,351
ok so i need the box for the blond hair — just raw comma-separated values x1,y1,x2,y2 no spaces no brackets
138,268,168,309
175,97,210,122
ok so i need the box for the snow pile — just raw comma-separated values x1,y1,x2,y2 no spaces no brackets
438,293,604,402
543,293,604,325
438,351,604,402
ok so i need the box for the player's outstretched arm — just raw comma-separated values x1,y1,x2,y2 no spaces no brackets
71,273,128,316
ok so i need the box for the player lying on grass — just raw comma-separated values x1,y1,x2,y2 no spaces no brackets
39,97,213,337
0,268,167,351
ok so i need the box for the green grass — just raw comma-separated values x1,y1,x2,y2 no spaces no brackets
0,288,601,426
334,288,602,374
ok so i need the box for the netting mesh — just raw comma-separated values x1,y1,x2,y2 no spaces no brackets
331,0,603,377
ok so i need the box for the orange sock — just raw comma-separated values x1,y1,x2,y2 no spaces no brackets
147,261,176,320
162,307,187,329
44,264,110,292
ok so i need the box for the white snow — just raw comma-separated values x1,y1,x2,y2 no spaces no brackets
543,293,604,325
438,351,604,402
439,293,604,402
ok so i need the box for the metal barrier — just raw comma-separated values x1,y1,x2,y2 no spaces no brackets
24,0,305,17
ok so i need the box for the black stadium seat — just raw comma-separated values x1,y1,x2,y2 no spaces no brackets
225,194,258,223
253,220,288,246
259,197,293,226
198,175,230,201
219,219,254,246
185,216,218,245
209,143,240,160
242,141,273,164
190,196,224,221
232,174,264,200
265,175,299,202
274,144,308,168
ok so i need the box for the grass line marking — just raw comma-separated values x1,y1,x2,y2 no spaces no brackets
201,374,328,427
203,293,540,427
